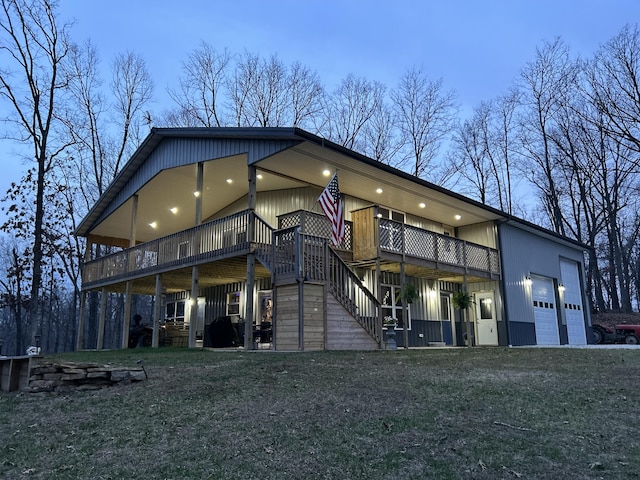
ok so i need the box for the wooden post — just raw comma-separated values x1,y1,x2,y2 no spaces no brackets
376,257,383,349
188,162,204,349
189,267,198,348
245,165,256,349
153,274,163,348
401,261,409,349
464,274,472,347
97,287,107,350
130,194,138,247
122,281,132,349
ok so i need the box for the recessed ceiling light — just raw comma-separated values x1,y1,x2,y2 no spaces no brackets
419,202,426,208
454,214,462,220
226,178,233,184
376,188,383,194
322,169,331,177
257,174,263,180
149,221,158,229
193,191,201,197
170,207,178,214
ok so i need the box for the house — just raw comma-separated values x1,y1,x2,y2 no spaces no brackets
75,127,593,350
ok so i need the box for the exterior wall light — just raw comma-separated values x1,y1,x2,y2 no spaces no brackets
524,276,532,287
558,283,565,293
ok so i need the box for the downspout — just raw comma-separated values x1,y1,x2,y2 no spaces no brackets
496,220,511,346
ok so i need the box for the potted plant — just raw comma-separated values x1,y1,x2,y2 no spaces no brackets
452,290,473,310
383,316,397,350
452,289,474,346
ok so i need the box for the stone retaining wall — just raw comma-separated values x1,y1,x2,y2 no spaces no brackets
28,361,146,393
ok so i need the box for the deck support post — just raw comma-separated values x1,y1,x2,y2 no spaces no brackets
122,282,132,349
153,274,163,348
245,165,257,349
97,287,107,350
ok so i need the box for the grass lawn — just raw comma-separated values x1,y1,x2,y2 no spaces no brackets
1,347,639,479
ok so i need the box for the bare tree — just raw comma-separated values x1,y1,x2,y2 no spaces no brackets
585,24,640,156
450,103,492,203
167,42,231,127
517,38,579,235
227,50,257,126
486,90,521,214
391,67,457,179
321,73,385,151
288,61,324,130
0,0,72,343
361,98,400,165
110,51,153,172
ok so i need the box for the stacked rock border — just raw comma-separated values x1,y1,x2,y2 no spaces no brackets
29,361,147,393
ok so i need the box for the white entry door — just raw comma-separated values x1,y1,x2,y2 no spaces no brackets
475,292,498,345
560,259,587,345
532,277,560,345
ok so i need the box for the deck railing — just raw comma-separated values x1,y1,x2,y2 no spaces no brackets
83,210,273,287
379,218,501,277
278,210,353,251
273,228,380,343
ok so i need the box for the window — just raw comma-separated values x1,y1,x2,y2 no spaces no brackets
227,292,241,316
166,300,186,325
381,284,411,330
479,297,492,320
377,206,405,223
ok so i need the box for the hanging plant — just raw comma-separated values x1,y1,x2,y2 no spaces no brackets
452,290,473,310
403,283,419,304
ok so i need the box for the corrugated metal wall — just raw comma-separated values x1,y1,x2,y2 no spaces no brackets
498,222,590,345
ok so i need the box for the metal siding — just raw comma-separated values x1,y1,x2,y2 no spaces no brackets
499,222,588,345
208,187,369,228
508,321,537,346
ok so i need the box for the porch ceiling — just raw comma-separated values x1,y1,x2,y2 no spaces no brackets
256,142,503,227
86,138,503,244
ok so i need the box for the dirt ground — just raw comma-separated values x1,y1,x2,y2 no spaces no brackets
592,311,640,327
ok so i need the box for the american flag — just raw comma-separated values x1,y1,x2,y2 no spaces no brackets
318,172,345,246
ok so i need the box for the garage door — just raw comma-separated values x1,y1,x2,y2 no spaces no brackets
560,259,587,345
532,277,560,345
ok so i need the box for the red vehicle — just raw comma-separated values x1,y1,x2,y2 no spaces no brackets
592,324,640,345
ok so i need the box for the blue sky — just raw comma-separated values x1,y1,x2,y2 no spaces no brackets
1,0,639,202
56,0,639,114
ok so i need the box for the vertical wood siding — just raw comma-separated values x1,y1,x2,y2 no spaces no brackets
274,284,300,350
